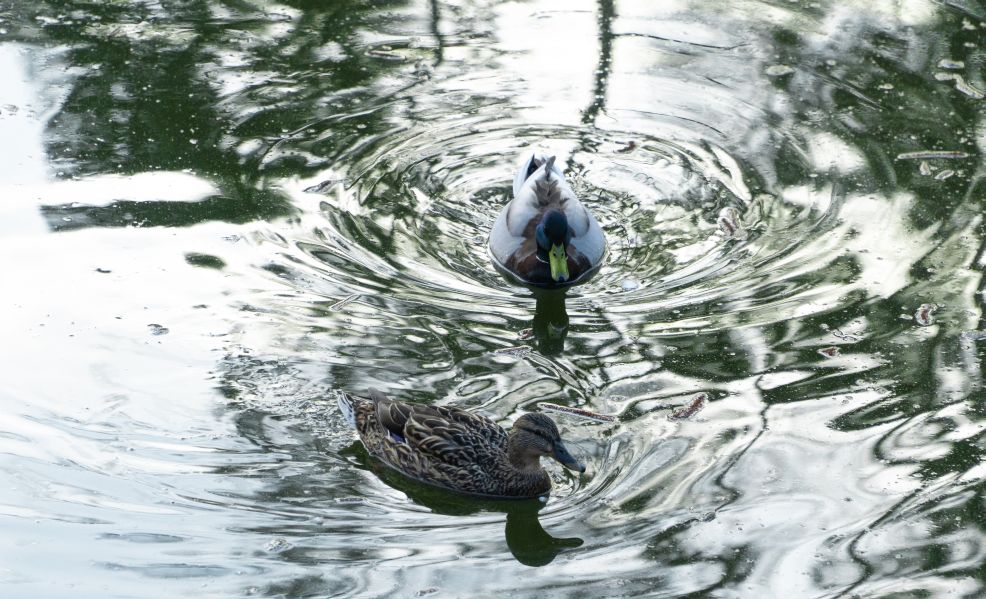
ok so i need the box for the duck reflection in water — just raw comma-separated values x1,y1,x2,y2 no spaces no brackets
338,389,585,565
340,441,584,566
488,150,606,355
531,289,570,355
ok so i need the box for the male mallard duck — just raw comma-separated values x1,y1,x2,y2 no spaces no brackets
338,388,585,498
489,151,606,287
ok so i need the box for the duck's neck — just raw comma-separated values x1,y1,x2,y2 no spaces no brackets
506,440,551,494
507,443,542,472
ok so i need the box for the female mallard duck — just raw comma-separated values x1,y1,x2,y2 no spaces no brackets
338,388,585,498
489,151,607,287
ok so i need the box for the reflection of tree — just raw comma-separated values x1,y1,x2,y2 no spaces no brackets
580,0,614,129
15,0,413,231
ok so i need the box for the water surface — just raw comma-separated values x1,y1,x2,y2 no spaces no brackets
2,0,985,597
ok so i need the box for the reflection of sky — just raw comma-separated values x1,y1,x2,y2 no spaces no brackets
495,0,600,124
0,45,54,237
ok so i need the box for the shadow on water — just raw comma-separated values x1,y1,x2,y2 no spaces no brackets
341,441,584,567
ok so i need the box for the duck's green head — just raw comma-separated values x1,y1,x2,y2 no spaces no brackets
509,413,585,473
535,210,572,283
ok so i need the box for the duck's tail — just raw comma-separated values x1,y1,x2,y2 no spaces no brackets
513,151,562,198
336,391,358,428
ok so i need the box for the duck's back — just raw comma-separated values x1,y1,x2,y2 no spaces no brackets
341,392,548,498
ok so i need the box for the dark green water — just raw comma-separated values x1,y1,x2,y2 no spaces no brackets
1,0,985,596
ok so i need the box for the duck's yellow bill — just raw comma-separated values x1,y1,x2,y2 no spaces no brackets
549,244,569,282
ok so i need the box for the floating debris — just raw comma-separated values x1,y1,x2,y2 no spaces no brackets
934,169,955,181
265,538,292,553
668,393,708,421
334,496,366,504
329,293,360,312
876,83,894,90
896,151,969,161
147,324,169,336
621,278,640,292
304,179,341,193
95,267,111,274
765,64,795,77
616,140,637,153
938,58,965,70
717,207,747,240
366,46,404,61
953,77,985,99
540,402,616,423
955,77,986,100
492,345,532,357
830,328,862,341
919,161,933,176
517,328,534,340
933,73,985,99
818,346,840,358
914,303,938,326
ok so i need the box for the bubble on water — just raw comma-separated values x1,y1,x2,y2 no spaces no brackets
934,169,955,181
937,58,965,70
818,346,840,358
765,64,795,77
620,278,640,291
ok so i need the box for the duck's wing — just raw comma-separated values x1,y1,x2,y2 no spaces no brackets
368,388,507,451
369,388,413,441
489,191,539,266
566,201,607,265
402,406,506,468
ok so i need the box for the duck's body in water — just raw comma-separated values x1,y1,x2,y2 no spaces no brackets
338,388,585,498
489,151,607,288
